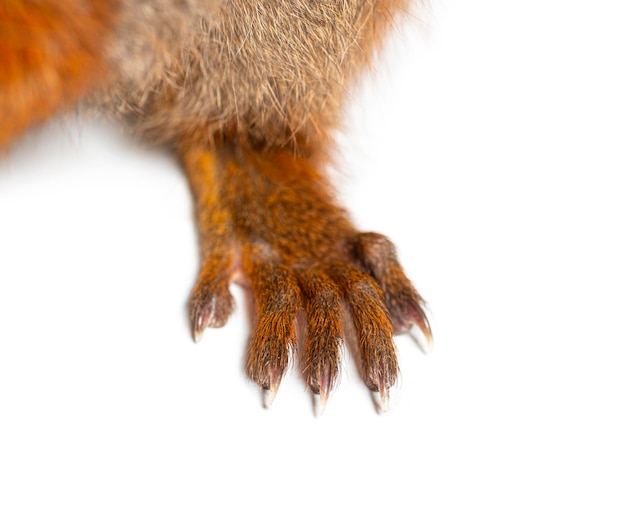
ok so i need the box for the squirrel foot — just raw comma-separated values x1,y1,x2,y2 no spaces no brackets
184,143,430,410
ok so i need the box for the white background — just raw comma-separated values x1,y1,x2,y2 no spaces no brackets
1,1,625,505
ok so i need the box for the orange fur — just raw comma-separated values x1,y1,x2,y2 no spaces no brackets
0,0,117,146
182,141,430,402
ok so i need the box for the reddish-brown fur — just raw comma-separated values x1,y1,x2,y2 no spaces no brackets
183,141,430,404
0,0,117,146
0,0,430,409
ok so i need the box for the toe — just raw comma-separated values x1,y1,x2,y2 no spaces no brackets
351,232,431,337
332,265,399,396
189,279,235,341
299,271,344,401
244,263,301,398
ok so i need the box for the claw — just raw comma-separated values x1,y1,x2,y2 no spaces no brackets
365,369,393,413
262,368,282,409
379,394,390,413
310,362,334,416
192,304,211,342
193,327,204,343
409,322,433,354
372,386,389,413
317,376,331,417
317,392,329,417
377,381,390,413
312,392,329,417
263,386,278,409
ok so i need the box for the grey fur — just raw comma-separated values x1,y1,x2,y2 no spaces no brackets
95,0,408,147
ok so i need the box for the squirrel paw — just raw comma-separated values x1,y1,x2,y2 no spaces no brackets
232,233,429,411
184,146,430,411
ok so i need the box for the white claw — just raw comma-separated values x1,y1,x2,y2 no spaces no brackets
315,391,329,417
378,387,390,413
193,327,204,343
409,323,433,355
263,385,278,409
314,365,333,417
370,388,391,414
380,398,390,413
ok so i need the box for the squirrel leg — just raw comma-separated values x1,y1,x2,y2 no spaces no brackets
183,142,430,409
182,148,238,340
